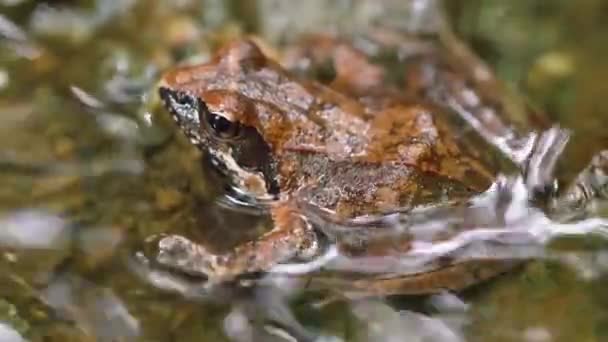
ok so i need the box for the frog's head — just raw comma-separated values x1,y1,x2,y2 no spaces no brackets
158,40,284,203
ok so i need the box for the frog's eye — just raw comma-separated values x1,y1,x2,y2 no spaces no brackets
206,112,241,139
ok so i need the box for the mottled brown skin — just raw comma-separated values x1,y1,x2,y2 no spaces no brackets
157,36,520,293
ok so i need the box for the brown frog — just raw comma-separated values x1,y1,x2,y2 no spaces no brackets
156,34,539,295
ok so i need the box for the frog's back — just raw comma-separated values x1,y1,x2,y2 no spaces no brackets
272,34,529,217
163,39,508,217
192,40,506,218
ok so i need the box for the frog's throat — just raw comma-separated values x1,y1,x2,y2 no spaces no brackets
210,146,275,201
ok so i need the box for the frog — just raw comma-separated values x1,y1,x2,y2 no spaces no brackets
154,33,563,295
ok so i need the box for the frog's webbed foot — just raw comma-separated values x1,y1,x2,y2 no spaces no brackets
156,204,319,282
550,150,608,217
156,235,217,277
511,129,607,216
129,250,222,299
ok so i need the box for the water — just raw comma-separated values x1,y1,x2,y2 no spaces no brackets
1,1,608,341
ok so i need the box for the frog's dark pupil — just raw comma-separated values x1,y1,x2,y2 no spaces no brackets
208,113,233,133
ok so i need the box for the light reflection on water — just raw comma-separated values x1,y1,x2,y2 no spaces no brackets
41,275,140,340
0,322,25,342
0,210,68,249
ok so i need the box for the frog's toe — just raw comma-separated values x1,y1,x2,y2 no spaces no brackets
157,235,217,278
158,235,192,260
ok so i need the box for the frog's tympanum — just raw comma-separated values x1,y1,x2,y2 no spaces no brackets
157,34,540,295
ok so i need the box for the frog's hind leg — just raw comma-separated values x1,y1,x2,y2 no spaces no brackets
155,202,319,282
408,27,546,167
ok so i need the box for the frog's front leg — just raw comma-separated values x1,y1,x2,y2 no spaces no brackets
156,203,319,282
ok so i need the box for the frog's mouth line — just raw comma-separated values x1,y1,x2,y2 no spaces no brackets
207,149,280,208
221,186,278,214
